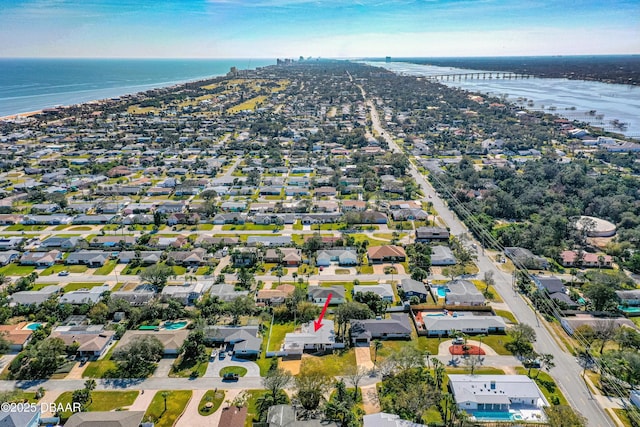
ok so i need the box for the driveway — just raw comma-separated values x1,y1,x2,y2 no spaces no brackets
203,355,260,378
154,358,175,378
354,346,375,370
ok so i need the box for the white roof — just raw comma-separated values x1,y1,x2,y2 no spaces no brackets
449,374,549,405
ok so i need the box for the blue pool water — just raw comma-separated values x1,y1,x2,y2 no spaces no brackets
163,321,188,330
471,411,514,421
24,323,43,330
437,287,449,298
426,313,446,317
620,306,640,313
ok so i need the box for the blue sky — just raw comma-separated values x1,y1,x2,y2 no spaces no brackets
0,0,638,58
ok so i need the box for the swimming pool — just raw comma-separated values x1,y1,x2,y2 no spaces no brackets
23,322,43,331
163,320,188,330
471,411,515,421
436,287,449,298
619,306,640,313
426,313,446,317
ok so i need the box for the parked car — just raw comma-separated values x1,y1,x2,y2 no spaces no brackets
210,350,218,361
58,270,69,276
219,351,226,360
452,337,464,345
222,372,239,381
79,357,88,366
523,359,541,368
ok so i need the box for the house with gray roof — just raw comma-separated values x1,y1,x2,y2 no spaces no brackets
10,285,62,306
0,250,20,266
308,286,346,305
65,411,145,427
363,413,427,427
20,250,62,266
415,226,450,243
316,248,358,266
59,285,110,305
448,375,548,422
40,236,82,250
430,245,457,266
0,237,23,250
283,319,340,355
350,313,412,344
117,250,162,264
246,235,292,247
209,284,249,302
116,330,188,355
442,280,485,306
398,278,429,303
421,314,506,337
66,250,110,267
161,282,206,305
110,289,155,306
353,283,395,302
204,325,261,358
0,408,40,427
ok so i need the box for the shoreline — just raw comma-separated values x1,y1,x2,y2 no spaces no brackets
0,110,43,121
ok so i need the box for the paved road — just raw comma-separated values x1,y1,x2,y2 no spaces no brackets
362,88,614,427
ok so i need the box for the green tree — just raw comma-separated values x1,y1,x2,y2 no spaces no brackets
334,301,373,338
505,323,536,358
544,405,587,427
353,291,389,317
583,282,619,312
295,359,332,411
262,366,292,400
180,329,207,365
139,263,174,291
112,335,164,378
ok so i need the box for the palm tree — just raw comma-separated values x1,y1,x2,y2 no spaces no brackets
373,340,382,366
161,391,170,412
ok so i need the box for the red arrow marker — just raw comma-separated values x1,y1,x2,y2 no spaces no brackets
313,293,332,332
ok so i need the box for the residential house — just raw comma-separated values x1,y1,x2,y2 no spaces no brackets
19,250,62,267
441,280,485,306
64,411,145,427
110,289,156,306
152,235,188,249
72,214,115,224
231,248,259,267
314,186,337,197
167,248,208,266
420,314,507,337
213,213,246,225
391,209,429,221
117,251,162,264
116,330,189,355
266,405,338,427
195,236,239,247
367,245,406,264
209,284,249,302
448,375,549,422
308,286,346,305
0,214,23,225
0,237,23,250
560,250,613,268
353,283,395,302
218,407,247,427
220,201,247,212
430,246,457,266
22,214,72,225
532,275,565,294
0,250,20,266
66,251,110,267
283,319,339,355
504,247,550,270
617,290,640,307
51,325,115,359
350,313,412,344
341,200,367,211
121,214,154,225
316,248,358,267
167,213,200,225
264,248,302,266
59,285,110,305
40,236,82,250
256,284,296,306
254,214,296,225
560,314,635,336
0,322,34,351
0,408,41,427
246,235,292,247
415,226,450,243
204,325,261,358
161,282,206,305
398,278,429,303
10,285,62,306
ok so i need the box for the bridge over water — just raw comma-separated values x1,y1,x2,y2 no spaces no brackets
426,72,533,81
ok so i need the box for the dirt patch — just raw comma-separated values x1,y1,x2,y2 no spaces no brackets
449,345,485,356
355,346,374,370
280,358,302,375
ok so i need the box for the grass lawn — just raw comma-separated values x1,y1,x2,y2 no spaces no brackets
122,265,143,275
65,282,108,291
244,390,270,427
308,348,356,376
68,226,92,231
112,282,126,291
172,265,187,275
515,367,568,405
55,391,138,421
198,223,214,230
335,269,351,274
6,224,46,231
221,224,276,231
357,265,374,274
480,335,512,355
350,234,389,246
94,260,117,275
494,309,518,324
198,390,225,416
293,221,303,230
631,317,640,328
471,281,504,303
0,264,35,276
39,264,89,276
83,346,117,378
267,322,295,352
372,337,441,364
170,350,211,378
613,408,637,427
219,366,248,377
143,390,192,427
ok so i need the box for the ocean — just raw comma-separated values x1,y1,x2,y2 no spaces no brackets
0,58,275,117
